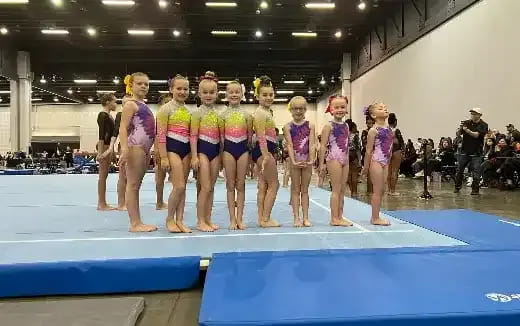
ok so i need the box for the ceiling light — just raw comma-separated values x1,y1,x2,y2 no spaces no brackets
274,98,288,102
283,80,304,84
40,76,47,83
87,27,97,36
102,0,135,6
259,1,268,9
88,97,93,102
211,30,237,36
41,29,69,35
149,80,168,84
307,89,313,94
51,0,63,7
113,76,120,84
67,89,73,94
292,32,317,38
191,90,196,94
0,0,29,3
74,79,97,84
248,98,253,102
277,90,294,94
0,27,8,35
158,90,170,94
357,0,366,10
158,0,168,8
218,91,226,94
0,97,3,103
320,76,326,85
334,30,342,38
53,97,59,102
128,29,154,36
172,29,181,37
31,98,42,101
0,90,10,94
249,90,254,94
96,90,116,94
331,76,336,83
205,2,237,7
305,2,335,9
255,30,263,38
217,81,233,84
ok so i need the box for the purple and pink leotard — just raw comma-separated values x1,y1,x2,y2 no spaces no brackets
371,126,393,166
127,100,156,153
289,121,310,163
326,120,350,166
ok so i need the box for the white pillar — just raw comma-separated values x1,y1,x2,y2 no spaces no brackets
9,79,18,151
17,51,32,153
341,53,352,119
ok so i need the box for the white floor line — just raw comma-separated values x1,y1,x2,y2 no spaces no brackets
499,220,520,227
309,198,371,232
0,229,415,244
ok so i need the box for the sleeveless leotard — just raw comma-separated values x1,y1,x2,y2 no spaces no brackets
191,104,222,161
372,126,393,166
127,100,155,153
326,120,350,166
157,100,192,159
289,121,310,162
252,107,277,163
221,105,250,160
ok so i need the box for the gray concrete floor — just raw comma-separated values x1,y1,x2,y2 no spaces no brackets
2,178,518,326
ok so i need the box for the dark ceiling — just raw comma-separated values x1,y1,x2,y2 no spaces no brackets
0,0,398,104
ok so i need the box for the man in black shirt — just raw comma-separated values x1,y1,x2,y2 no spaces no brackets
454,108,488,195
506,124,520,144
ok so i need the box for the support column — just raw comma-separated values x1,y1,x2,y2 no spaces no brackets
17,51,32,153
341,53,352,119
9,80,18,151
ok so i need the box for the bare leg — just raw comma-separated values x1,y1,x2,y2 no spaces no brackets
256,171,267,226
223,152,238,230
97,144,116,210
175,156,192,233
301,165,313,227
205,156,221,230
370,161,391,226
155,162,168,210
327,160,353,227
259,155,281,227
339,163,349,220
127,147,157,232
196,154,214,232
166,153,190,233
235,152,249,230
388,150,402,195
283,160,290,188
290,165,303,227
116,161,127,210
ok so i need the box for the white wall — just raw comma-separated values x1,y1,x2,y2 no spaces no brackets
351,0,520,142
0,102,317,153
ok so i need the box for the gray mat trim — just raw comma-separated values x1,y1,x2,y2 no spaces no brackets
0,297,144,326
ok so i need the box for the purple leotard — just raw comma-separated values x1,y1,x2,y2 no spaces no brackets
326,120,350,166
290,121,310,162
127,100,156,153
371,126,393,166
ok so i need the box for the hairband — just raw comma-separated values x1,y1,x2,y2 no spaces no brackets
124,75,132,95
199,75,219,83
253,78,272,97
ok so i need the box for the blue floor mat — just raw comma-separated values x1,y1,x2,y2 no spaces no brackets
200,250,520,326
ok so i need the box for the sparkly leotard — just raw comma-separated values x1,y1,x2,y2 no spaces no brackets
221,105,250,160
372,126,393,166
191,104,222,161
252,107,277,163
326,120,350,166
289,121,310,162
127,100,156,153
157,100,192,159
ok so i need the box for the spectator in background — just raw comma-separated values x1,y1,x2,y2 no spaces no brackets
454,108,488,195
361,116,375,194
400,139,417,177
387,113,405,196
506,124,520,144
346,119,362,197
481,138,512,187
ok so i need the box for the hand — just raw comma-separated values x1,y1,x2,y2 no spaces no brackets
361,167,368,177
160,157,170,171
306,160,314,167
118,149,129,168
98,148,113,161
462,126,469,133
191,156,199,170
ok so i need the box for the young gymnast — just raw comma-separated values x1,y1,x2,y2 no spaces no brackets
362,103,392,226
220,81,252,230
319,96,353,226
96,93,117,211
154,93,173,210
252,76,280,228
99,94,133,210
118,73,157,232
157,75,192,233
283,96,315,227
190,71,222,232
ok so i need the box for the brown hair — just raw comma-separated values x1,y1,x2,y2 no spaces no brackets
100,93,116,106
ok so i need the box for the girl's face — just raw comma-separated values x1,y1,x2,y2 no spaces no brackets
199,81,217,105
370,103,389,120
498,139,507,147
257,86,274,108
131,75,149,98
331,98,348,119
290,99,307,120
226,84,242,106
107,97,117,111
171,79,189,103
486,139,494,146
443,140,450,148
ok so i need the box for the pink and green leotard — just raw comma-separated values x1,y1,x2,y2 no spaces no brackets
252,107,277,163
221,105,250,160
191,104,222,161
156,100,192,159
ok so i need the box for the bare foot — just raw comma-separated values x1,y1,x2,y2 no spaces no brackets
156,202,168,210
166,218,181,233
229,220,239,230
330,218,354,227
97,204,117,211
117,205,127,211
129,223,158,232
371,217,391,226
294,219,303,227
303,219,312,227
260,219,281,228
177,221,193,233
210,223,220,231
237,221,247,230
197,222,214,232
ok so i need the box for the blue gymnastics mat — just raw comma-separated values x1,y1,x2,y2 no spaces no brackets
0,169,35,175
200,249,520,326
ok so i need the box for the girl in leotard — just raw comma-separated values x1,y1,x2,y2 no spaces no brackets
362,103,392,226
319,96,353,227
118,73,157,232
96,93,117,211
220,81,252,230
157,75,192,233
190,71,222,232
284,96,315,227
253,76,280,228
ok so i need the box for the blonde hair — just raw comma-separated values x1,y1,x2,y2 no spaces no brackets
168,74,189,89
226,80,242,92
124,72,148,95
288,96,307,110
199,71,218,89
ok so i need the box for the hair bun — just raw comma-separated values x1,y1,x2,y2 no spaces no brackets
205,71,216,78
259,75,272,86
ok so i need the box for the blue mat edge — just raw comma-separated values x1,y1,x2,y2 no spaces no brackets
0,256,201,298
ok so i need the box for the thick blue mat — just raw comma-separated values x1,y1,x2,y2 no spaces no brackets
200,250,520,326
0,256,200,298
388,209,520,250
0,169,35,175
